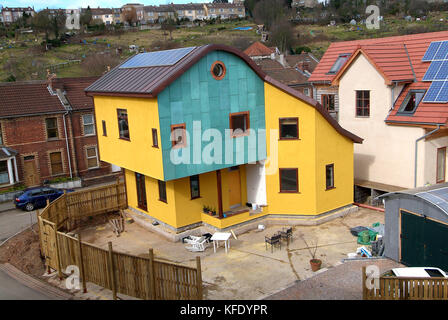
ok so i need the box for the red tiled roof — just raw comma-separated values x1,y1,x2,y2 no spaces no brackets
54,77,99,111
243,42,275,57
0,77,98,119
0,81,65,118
309,31,448,83
310,31,448,126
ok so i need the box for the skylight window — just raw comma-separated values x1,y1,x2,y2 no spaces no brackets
328,53,351,74
398,90,425,114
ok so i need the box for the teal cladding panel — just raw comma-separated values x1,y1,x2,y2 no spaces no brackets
158,51,266,181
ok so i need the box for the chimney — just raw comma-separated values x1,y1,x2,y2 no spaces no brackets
278,54,286,67
296,61,309,73
46,69,57,92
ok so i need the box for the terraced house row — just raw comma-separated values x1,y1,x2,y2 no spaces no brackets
85,45,362,232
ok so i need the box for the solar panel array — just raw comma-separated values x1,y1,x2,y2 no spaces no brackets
422,40,448,103
119,47,196,69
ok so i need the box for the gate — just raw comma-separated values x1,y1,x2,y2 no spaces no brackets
39,218,59,270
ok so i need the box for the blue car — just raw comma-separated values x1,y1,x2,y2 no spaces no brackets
14,186,74,211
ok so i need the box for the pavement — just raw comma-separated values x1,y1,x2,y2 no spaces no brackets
77,207,388,300
265,258,403,300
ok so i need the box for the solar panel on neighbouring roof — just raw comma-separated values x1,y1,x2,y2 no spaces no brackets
434,41,448,60
423,60,443,81
435,81,448,102
423,80,444,102
422,41,442,61
119,47,196,69
434,60,448,80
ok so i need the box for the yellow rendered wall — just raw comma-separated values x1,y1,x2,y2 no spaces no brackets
125,169,177,227
264,83,318,215
315,113,354,214
93,96,164,180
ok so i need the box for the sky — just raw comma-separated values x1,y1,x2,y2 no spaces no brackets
0,0,213,11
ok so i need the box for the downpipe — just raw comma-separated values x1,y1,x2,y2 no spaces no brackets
414,125,441,188
63,111,73,179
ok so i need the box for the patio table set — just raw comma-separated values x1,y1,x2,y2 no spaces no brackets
264,227,293,253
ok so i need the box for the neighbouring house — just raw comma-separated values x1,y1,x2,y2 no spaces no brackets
309,31,448,202
90,8,114,25
379,183,448,271
244,42,318,97
86,44,362,234
0,76,119,190
0,7,35,25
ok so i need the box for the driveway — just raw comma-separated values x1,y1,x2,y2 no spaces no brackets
0,207,37,245
77,207,386,300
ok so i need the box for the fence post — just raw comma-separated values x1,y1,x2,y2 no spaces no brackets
53,225,63,280
148,248,156,300
196,256,203,300
362,266,367,300
77,234,87,293
107,241,117,300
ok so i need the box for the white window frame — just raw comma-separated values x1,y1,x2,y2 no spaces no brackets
82,114,96,136
86,146,99,169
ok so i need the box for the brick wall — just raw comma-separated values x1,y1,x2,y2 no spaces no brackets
1,111,112,186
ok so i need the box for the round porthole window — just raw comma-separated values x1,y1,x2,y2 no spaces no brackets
211,61,226,80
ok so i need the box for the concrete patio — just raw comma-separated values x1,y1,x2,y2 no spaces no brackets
76,207,386,300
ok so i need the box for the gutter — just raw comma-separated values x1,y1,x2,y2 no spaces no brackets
414,125,442,188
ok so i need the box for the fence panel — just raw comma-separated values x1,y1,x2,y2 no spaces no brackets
38,182,202,300
363,267,448,300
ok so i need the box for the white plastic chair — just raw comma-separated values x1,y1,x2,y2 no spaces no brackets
185,236,208,252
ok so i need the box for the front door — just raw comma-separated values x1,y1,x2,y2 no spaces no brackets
228,167,241,209
135,172,147,211
23,156,39,187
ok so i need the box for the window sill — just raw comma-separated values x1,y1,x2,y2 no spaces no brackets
87,166,100,171
355,116,370,118
152,145,159,149
325,187,336,191
119,137,131,142
279,191,300,194
231,132,250,138
171,144,187,149
191,196,201,200
279,138,300,141
84,134,96,137
158,199,168,204
47,138,60,142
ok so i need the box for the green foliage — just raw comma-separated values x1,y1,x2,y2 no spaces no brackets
0,184,25,195
4,74,16,82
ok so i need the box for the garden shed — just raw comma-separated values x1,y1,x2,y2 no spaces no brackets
379,183,448,271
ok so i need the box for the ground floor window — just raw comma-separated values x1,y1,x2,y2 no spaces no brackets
135,173,147,211
437,147,446,183
0,160,9,184
279,168,298,193
49,152,63,175
326,164,335,190
190,175,200,199
158,180,167,203
86,146,99,169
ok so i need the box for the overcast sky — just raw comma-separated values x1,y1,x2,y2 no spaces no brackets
1,0,212,10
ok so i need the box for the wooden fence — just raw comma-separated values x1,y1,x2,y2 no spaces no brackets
362,266,448,300
37,182,202,300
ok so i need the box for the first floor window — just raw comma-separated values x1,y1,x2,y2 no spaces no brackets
152,128,158,148
86,146,99,169
0,160,9,184
326,164,335,190
322,94,335,111
356,91,370,117
190,175,200,199
50,152,63,175
82,114,95,136
171,123,186,148
102,120,107,136
279,168,298,193
158,180,167,203
117,109,130,140
437,147,446,183
229,111,250,137
279,118,298,140
46,118,59,139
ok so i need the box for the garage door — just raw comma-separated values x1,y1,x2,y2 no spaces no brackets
401,210,448,271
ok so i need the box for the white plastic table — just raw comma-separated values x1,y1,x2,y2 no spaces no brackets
211,232,232,254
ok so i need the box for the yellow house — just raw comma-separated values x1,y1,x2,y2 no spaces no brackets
85,44,362,234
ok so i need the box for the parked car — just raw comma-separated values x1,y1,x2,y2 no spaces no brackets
14,187,75,211
382,267,447,278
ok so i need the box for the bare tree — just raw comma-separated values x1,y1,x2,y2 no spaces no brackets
253,0,286,30
81,53,121,76
123,7,138,26
161,18,177,40
269,18,295,53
